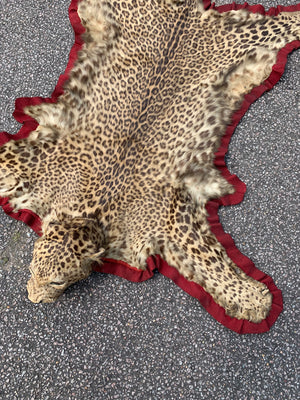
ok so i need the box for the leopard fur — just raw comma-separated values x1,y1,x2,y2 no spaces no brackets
1,0,299,322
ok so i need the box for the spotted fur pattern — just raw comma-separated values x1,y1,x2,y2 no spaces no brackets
1,0,299,322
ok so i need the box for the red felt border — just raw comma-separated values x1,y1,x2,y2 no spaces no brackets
1,0,299,333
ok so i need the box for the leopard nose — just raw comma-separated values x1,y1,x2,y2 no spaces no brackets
27,278,43,303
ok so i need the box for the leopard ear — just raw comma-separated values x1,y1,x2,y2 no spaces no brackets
59,213,96,229
55,210,72,223
42,211,60,234
83,248,106,262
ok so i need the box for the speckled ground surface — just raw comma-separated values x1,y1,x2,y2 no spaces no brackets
0,1,299,399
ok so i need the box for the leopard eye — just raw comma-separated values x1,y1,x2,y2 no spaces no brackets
49,281,65,286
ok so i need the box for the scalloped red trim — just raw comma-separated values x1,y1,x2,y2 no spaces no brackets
1,0,299,333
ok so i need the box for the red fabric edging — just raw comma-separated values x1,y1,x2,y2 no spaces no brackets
95,258,156,282
1,0,299,333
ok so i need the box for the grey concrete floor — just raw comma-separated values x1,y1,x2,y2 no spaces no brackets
0,1,299,399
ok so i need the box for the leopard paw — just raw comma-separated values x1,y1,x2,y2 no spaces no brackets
221,280,273,323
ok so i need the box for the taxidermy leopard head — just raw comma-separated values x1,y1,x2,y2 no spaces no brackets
27,216,105,303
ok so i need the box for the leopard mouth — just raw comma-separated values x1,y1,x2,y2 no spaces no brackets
27,278,66,304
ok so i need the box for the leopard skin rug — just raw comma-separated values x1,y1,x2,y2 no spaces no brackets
0,0,299,333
